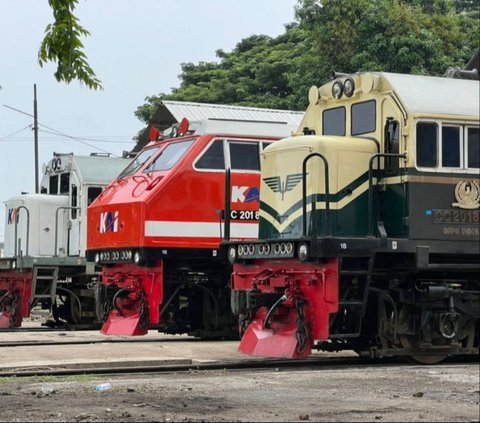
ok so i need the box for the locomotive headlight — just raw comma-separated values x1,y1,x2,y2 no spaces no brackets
247,244,255,255
343,77,355,97
264,243,271,255
228,246,237,264
11,260,16,270
94,253,100,264
297,242,309,262
133,251,142,264
100,252,104,261
258,244,265,255
332,80,343,99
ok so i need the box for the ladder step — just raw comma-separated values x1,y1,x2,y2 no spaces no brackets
339,301,364,306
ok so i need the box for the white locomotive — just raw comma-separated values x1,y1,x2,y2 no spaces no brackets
0,152,131,328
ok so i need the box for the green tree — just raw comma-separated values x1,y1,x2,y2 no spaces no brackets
39,0,102,90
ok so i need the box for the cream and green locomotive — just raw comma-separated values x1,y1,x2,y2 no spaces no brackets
227,72,479,364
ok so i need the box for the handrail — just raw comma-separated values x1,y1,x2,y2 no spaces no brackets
223,167,231,241
368,153,407,236
302,153,330,237
14,206,30,256
54,206,81,257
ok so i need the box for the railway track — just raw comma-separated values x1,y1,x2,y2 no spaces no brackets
1,352,477,379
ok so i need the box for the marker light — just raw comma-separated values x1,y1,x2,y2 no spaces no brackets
228,246,237,264
179,117,189,136
149,127,160,141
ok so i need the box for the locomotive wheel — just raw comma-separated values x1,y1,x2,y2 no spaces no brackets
398,305,447,365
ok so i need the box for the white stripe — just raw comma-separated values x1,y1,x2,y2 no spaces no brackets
145,220,258,238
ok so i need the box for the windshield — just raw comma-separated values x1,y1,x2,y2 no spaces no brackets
117,148,158,179
145,139,194,173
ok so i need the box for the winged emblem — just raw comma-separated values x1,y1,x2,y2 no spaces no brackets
452,180,480,209
263,173,304,200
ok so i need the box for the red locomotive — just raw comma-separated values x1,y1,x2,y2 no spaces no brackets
87,105,302,337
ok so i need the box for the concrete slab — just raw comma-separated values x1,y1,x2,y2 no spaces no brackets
0,321,355,373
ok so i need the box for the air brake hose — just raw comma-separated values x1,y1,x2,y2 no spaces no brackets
263,294,287,329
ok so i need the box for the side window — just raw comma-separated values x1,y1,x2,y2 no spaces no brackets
467,127,479,169
87,187,103,206
262,142,273,151
322,107,346,136
442,126,461,168
49,175,58,194
416,122,438,168
60,173,70,194
195,140,225,170
385,119,400,174
229,142,260,171
351,100,376,135
71,185,78,219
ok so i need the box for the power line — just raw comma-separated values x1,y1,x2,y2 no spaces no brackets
0,125,32,142
3,104,136,155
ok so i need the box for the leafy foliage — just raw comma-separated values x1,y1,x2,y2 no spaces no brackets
39,0,102,90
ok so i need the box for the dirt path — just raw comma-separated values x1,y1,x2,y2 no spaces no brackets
1,364,478,422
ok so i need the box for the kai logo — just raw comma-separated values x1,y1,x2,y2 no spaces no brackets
100,211,119,233
231,186,259,203
7,208,18,225
263,173,304,200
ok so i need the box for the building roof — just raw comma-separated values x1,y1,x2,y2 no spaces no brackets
137,100,304,147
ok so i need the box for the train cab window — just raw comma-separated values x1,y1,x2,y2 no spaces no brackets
87,187,103,206
467,127,479,168
49,175,58,194
146,139,194,172
442,126,461,168
195,140,225,170
229,142,260,171
322,107,346,136
60,173,70,194
117,148,158,178
351,100,376,135
416,122,438,168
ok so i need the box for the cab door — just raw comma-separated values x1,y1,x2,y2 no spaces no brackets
380,101,407,237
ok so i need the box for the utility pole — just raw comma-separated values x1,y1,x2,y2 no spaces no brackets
33,84,39,194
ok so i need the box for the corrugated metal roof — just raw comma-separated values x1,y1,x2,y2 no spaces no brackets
160,100,304,126
380,72,479,117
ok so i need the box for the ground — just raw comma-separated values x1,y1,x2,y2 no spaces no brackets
0,363,478,422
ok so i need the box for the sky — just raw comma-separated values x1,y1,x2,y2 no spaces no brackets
0,0,298,242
